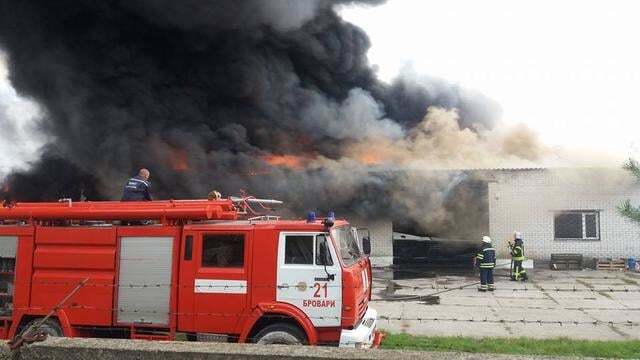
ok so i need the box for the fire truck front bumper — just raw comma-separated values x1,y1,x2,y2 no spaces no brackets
339,307,381,348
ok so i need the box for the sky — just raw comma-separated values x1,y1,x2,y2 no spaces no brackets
1,1,638,174
340,0,640,161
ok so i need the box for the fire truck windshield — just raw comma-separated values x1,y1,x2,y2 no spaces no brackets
331,226,362,266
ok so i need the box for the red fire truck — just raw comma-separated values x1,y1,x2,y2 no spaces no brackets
0,198,381,347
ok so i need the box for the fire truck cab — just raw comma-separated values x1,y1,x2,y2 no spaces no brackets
0,199,381,347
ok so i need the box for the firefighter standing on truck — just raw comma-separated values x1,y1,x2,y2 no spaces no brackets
509,231,527,281
121,168,152,201
476,236,496,292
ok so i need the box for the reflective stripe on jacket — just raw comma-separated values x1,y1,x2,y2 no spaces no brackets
511,245,525,261
477,246,496,269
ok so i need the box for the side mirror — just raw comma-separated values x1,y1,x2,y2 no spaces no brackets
362,236,371,256
356,227,371,255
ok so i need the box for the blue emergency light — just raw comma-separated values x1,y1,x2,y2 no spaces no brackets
307,211,316,223
323,211,335,227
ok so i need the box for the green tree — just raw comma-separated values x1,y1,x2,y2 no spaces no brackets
618,158,640,222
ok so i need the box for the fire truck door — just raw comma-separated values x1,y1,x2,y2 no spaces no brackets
276,232,341,327
179,231,249,334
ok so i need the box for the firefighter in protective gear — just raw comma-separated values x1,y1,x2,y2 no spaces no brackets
475,236,496,292
509,231,527,281
121,169,152,201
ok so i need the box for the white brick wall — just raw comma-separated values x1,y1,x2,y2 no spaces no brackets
489,168,640,260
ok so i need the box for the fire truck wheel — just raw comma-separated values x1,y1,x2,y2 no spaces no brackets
253,323,306,345
20,318,64,338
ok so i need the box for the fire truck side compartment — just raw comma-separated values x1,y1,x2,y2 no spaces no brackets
116,236,174,325
30,226,117,326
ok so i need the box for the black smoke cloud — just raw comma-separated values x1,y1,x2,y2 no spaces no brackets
0,0,500,237
3,150,102,202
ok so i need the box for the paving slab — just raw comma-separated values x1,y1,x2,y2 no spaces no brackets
377,319,512,338
607,291,640,300
490,298,560,309
614,299,640,309
608,325,640,339
415,304,497,320
575,278,631,284
552,298,623,309
545,292,602,301
530,281,591,290
491,291,548,300
497,307,592,322
583,308,640,322
440,297,500,307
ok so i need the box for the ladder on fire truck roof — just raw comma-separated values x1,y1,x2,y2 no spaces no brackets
0,197,283,222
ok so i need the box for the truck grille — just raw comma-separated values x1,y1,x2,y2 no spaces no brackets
358,298,367,320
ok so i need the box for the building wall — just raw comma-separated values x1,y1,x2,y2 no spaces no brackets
489,168,640,260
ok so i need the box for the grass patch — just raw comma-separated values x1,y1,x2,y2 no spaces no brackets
381,333,640,359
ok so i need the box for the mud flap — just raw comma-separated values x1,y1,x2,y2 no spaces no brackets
372,331,384,348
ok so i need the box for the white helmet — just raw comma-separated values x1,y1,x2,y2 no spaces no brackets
482,236,492,243
514,231,523,240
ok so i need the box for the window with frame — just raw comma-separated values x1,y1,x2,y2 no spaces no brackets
284,234,334,265
202,234,245,267
554,211,600,240
285,235,314,264
315,234,334,266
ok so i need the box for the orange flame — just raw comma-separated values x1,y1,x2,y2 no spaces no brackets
168,148,189,172
355,152,384,165
346,140,402,166
261,154,307,169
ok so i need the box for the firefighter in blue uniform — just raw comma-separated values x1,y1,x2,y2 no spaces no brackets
476,236,496,292
509,231,527,281
121,168,152,201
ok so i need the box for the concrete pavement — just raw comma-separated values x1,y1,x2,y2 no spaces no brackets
371,268,640,340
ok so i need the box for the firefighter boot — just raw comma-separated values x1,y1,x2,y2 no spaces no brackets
513,270,521,281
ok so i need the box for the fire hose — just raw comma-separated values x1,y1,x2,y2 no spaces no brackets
9,277,89,351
